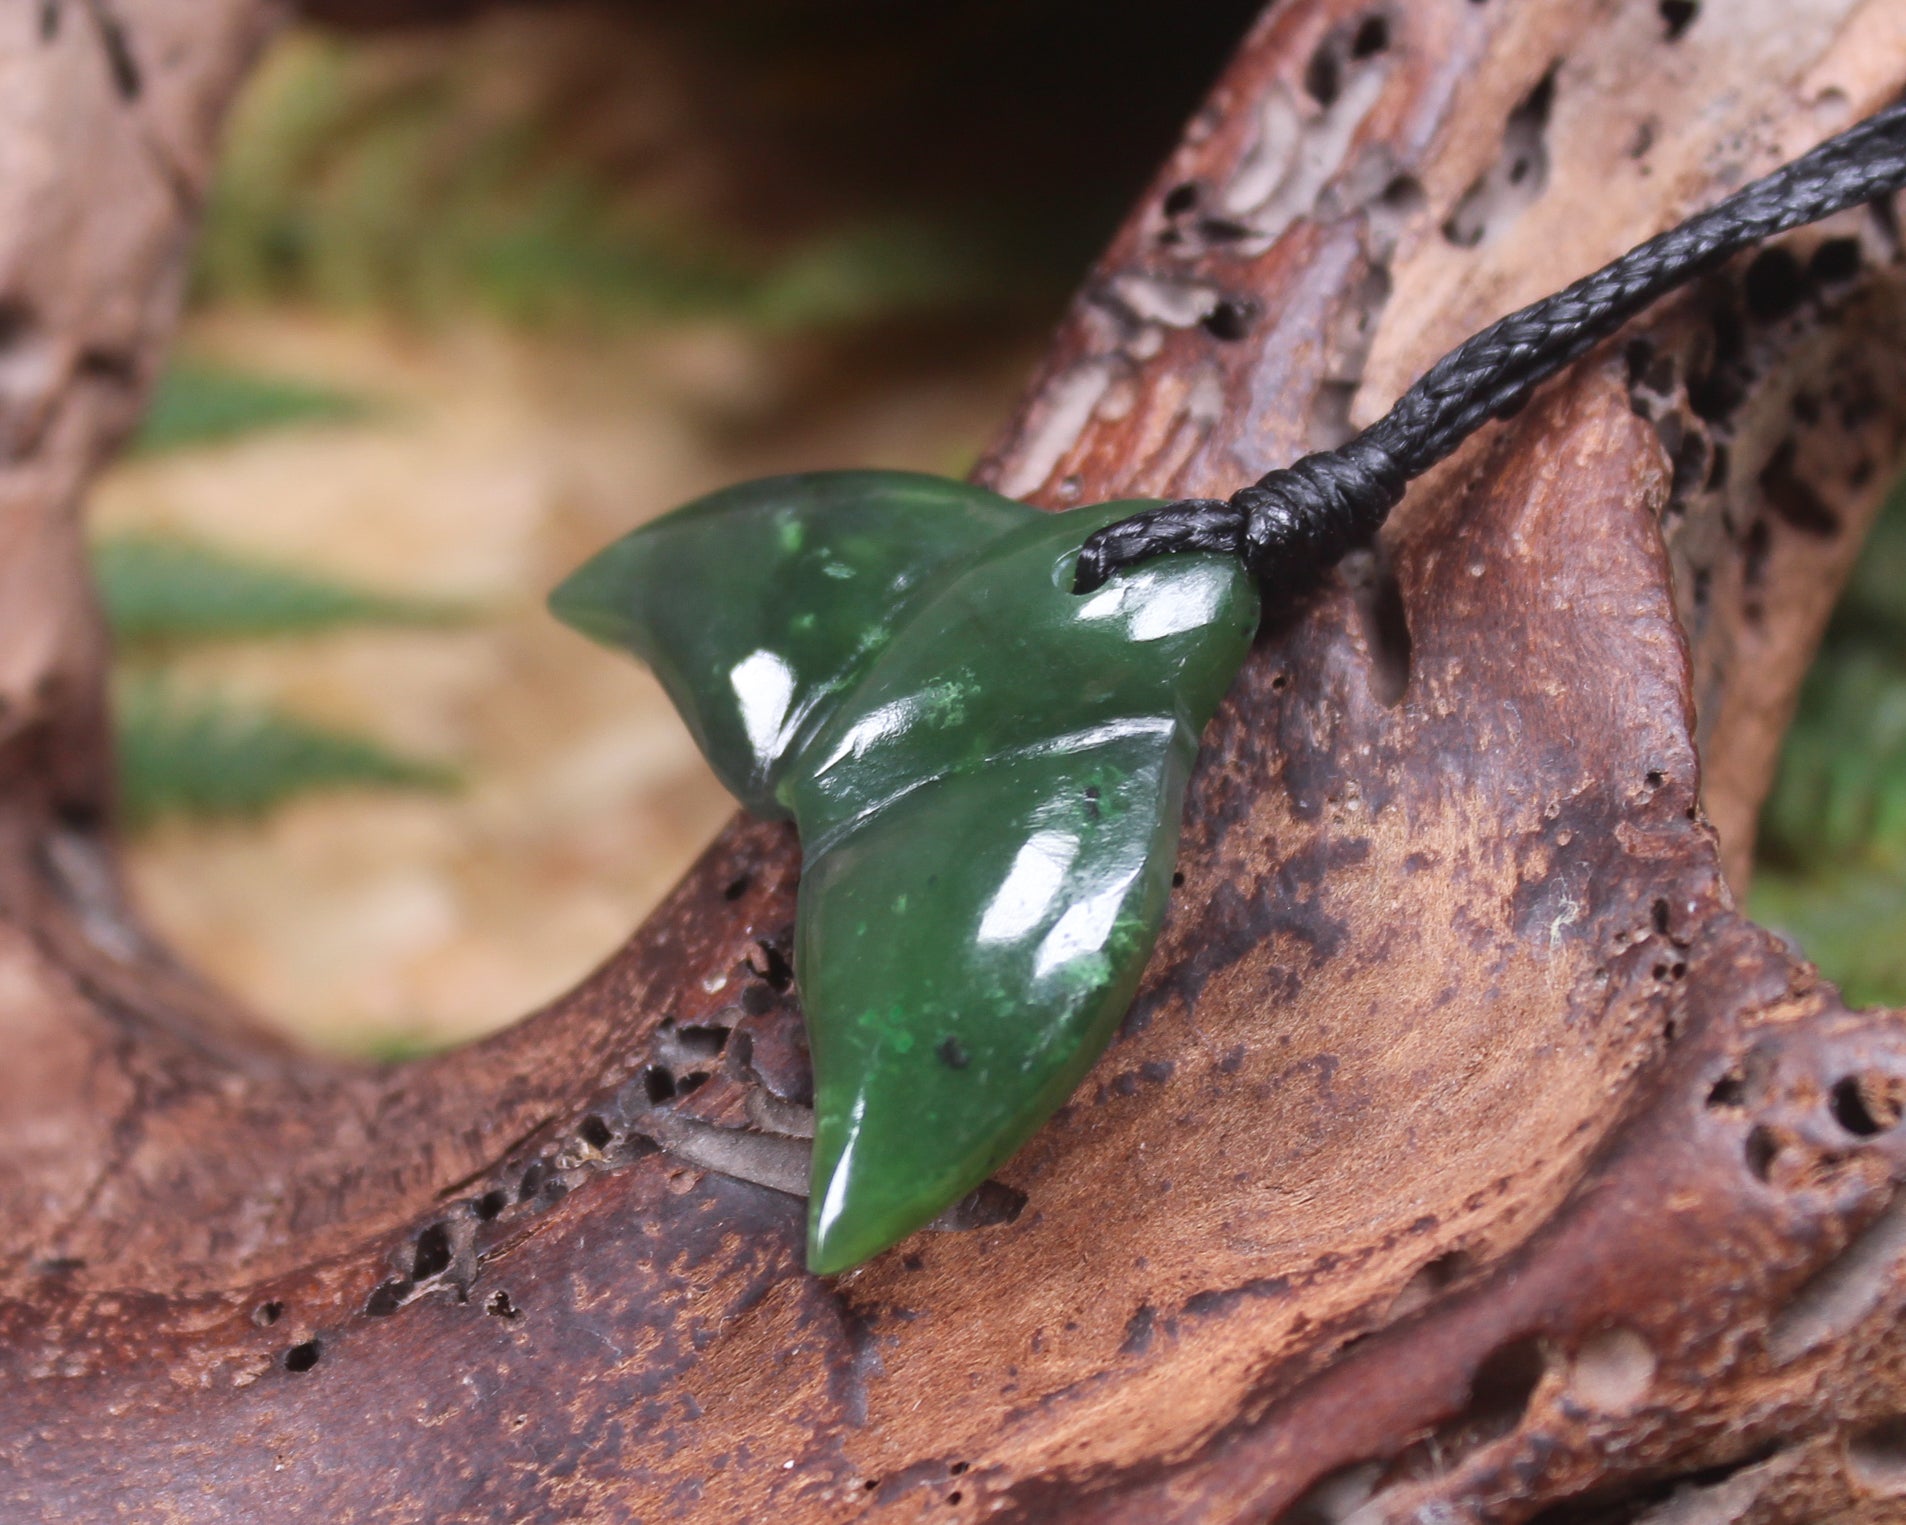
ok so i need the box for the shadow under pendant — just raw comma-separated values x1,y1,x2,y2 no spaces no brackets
551,471,1257,1272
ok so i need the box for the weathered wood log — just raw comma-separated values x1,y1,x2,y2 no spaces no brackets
6,2,1906,1520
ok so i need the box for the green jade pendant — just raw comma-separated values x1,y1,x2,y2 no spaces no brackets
551,472,1258,1272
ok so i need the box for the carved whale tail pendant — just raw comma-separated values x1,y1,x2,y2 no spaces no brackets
552,472,1257,1272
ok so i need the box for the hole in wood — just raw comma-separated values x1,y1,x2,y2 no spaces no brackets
1830,1073,1904,1137
665,1022,730,1060
363,1279,410,1318
0,300,32,353
412,1223,452,1280
1768,1191,1906,1363
1743,246,1809,322
1443,68,1555,248
1201,297,1256,341
1658,0,1698,41
1380,1335,1548,1488
1304,42,1342,108
1278,1459,1384,1524
1340,547,1412,707
749,937,795,992
1689,298,1748,423
1350,14,1389,59
1847,1416,1906,1494
1759,437,1841,538
1570,1326,1655,1411
1388,1247,1472,1318
1809,237,1862,285
1745,1124,1780,1182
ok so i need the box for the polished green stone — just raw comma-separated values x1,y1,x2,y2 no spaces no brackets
551,473,1258,1274
549,471,1029,815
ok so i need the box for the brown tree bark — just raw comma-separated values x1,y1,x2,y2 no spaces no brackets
6,2,1906,1521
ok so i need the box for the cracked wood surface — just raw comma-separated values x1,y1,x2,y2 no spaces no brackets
6,1,1906,1521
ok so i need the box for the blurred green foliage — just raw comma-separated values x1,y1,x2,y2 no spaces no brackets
1752,477,1906,1006
1750,870,1906,1010
195,34,1010,330
116,679,457,830
137,360,372,454
346,1027,446,1066
104,357,464,828
98,533,466,644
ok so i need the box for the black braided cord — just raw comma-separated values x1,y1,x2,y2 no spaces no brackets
1074,99,1906,599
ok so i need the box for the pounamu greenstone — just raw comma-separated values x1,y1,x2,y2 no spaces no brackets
551,471,1258,1272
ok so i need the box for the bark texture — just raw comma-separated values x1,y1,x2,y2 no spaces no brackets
6,2,1906,1521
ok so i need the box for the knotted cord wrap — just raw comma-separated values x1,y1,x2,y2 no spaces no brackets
1073,96,1906,597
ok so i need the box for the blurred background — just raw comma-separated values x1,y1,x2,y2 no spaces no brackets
97,0,1266,1055
96,0,1906,1057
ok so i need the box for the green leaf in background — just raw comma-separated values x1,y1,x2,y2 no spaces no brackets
116,680,458,831
1756,651,1906,875
96,534,467,645
743,219,1002,333
341,1027,445,1065
194,34,1023,332
136,360,373,454
1753,475,1906,1004
1823,472,1906,653
1749,867,1906,1011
